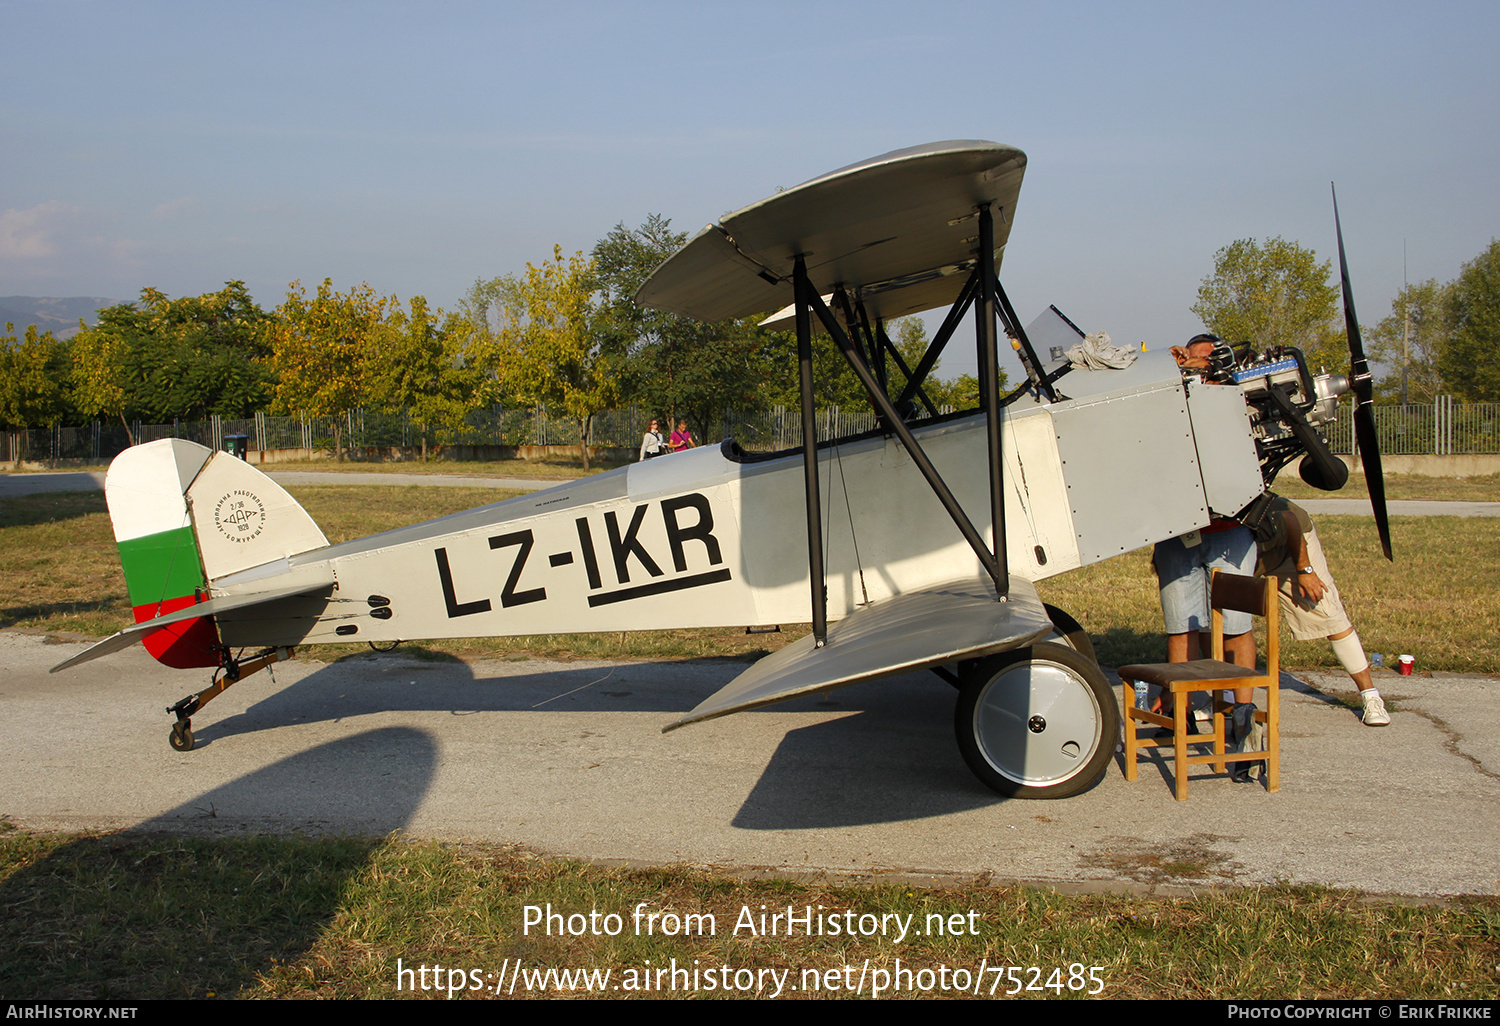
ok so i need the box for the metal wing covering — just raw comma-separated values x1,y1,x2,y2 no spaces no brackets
664,575,1052,731
636,140,1027,324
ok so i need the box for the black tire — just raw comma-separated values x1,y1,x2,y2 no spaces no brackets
955,642,1117,799
1041,603,1097,665
169,722,195,752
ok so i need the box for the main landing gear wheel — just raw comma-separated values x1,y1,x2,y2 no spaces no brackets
955,642,1117,799
1041,603,1097,665
169,720,195,752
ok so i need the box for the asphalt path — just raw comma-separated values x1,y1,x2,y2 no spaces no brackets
6,630,1498,896
4,469,1498,517
0,470,108,496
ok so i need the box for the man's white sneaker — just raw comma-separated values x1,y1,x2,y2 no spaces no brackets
1361,691,1391,726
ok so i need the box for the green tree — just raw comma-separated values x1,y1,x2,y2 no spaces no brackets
1367,279,1450,404
365,296,477,460
0,322,69,434
929,372,982,409
67,282,274,425
268,279,388,460
1440,240,1500,402
1192,237,1346,371
757,324,894,412
756,314,991,415
456,276,513,410
135,282,274,418
67,320,134,441
890,316,1003,411
482,247,622,470
592,216,769,440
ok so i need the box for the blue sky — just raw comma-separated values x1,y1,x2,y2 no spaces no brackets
4,1,1497,379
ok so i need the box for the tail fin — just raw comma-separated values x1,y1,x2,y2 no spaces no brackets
105,439,328,668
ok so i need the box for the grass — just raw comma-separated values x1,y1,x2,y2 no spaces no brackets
1273,472,1500,502
1039,514,1500,675
297,485,530,543
0,491,126,638
1,829,1495,1000
3,486,1497,673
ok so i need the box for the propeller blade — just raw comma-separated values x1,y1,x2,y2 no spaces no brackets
1353,402,1392,559
1332,183,1393,560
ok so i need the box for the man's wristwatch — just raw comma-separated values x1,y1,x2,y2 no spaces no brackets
1298,566,1315,575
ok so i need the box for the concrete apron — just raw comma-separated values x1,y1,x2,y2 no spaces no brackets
5,630,1496,897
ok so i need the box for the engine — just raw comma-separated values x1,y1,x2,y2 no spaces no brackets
1189,342,1351,490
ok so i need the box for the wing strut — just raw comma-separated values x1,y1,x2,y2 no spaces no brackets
993,270,1058,402
976,205,1009,593
894,271,977,410
791,241,1010,600
873,318,940,418
793,257,828,646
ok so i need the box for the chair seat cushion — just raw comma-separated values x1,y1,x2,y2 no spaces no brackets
1117,659,1261,686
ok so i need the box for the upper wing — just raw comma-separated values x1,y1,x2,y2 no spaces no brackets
663,575,1053,731
636,141,1026,323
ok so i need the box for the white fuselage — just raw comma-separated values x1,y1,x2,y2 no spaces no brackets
213,353,1262,649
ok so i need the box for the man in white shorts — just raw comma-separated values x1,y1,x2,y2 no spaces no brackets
1246,494,1390,726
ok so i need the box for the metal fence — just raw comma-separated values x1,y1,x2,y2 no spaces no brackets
5,396,1496,464
1,404,903,462
1323,396,1500,456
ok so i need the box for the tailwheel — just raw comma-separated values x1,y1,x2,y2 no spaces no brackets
955,642,1117,799
159,646,293,754
169,720,195,752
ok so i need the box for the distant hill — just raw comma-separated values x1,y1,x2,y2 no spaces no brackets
0,296,121,340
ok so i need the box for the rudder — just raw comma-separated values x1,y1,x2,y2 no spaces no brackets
105,439,328,668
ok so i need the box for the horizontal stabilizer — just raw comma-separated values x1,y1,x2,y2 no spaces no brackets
50,574,335,673
664,576,1052,731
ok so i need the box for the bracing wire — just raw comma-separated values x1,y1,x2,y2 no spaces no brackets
832,436,870,607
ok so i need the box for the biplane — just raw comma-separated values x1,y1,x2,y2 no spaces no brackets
54,140,1389,799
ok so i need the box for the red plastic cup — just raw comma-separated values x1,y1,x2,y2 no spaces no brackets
1398,654,1414,676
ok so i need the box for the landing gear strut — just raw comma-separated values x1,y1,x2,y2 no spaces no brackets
165,646,292,752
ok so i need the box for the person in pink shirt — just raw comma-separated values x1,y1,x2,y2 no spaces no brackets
669,419,697,452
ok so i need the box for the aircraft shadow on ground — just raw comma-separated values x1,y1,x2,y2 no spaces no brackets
0,481,107,517
182,653,1009,827
1,596,127,630
0,726,435,999
182,640,1323,830
731,658,1332,828
730,674,1006,829
198,651,746,745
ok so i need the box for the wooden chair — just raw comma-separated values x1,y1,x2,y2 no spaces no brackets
1118,571,1280,800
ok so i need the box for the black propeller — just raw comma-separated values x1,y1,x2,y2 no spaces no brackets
1331,184,1394,561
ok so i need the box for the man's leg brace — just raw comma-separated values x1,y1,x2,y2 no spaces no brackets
1330,629,1369,677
